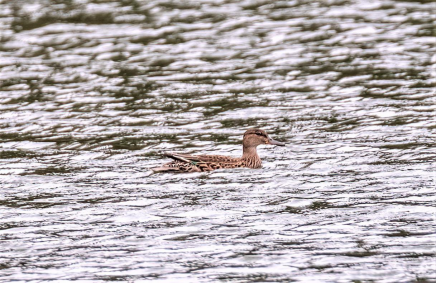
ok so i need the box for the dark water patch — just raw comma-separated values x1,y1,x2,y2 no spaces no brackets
322,121,360,132
10,3,116,32
40,132,146,150
0,193,64,208
156,1,201,10
398,253,436,259
21,165,81,176
241,0,274,11
383,117,416,126
112,137,146,150
0,132,30,142
0,150,36,159
281,206,304,214
220,118,268,129
198,134,232,143
214,273,287,282
380,142,435,149
410,80,436,88
0,0,434,281
308,201,331,210
384,229,420,237
76,197,120,204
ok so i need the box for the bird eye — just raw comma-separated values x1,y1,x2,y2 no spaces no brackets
255,132,263,136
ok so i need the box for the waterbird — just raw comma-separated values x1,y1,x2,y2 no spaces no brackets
152,128,285,173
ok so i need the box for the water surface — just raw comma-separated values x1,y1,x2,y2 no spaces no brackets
0,0,435,281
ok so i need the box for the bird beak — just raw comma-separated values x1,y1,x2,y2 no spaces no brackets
268,137,285,146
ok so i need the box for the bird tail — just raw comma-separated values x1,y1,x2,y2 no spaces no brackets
150,152,198,173
150,165,180,173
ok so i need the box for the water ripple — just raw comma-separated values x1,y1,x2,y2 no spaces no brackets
0,0,435,282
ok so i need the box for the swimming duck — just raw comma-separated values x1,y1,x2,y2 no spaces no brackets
151,128,285,173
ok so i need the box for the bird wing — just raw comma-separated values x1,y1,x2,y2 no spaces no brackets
164,152,237,164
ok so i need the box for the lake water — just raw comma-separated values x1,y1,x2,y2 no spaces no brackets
0,0,435,282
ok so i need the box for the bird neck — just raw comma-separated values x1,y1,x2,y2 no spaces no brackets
242,145,258,158
242,146,261,168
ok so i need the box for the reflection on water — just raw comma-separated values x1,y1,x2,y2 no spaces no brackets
0,0,435,281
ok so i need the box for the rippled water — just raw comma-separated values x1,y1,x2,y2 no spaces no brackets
0,0,435,281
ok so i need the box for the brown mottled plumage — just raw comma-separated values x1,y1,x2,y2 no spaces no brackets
151,129,285,173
